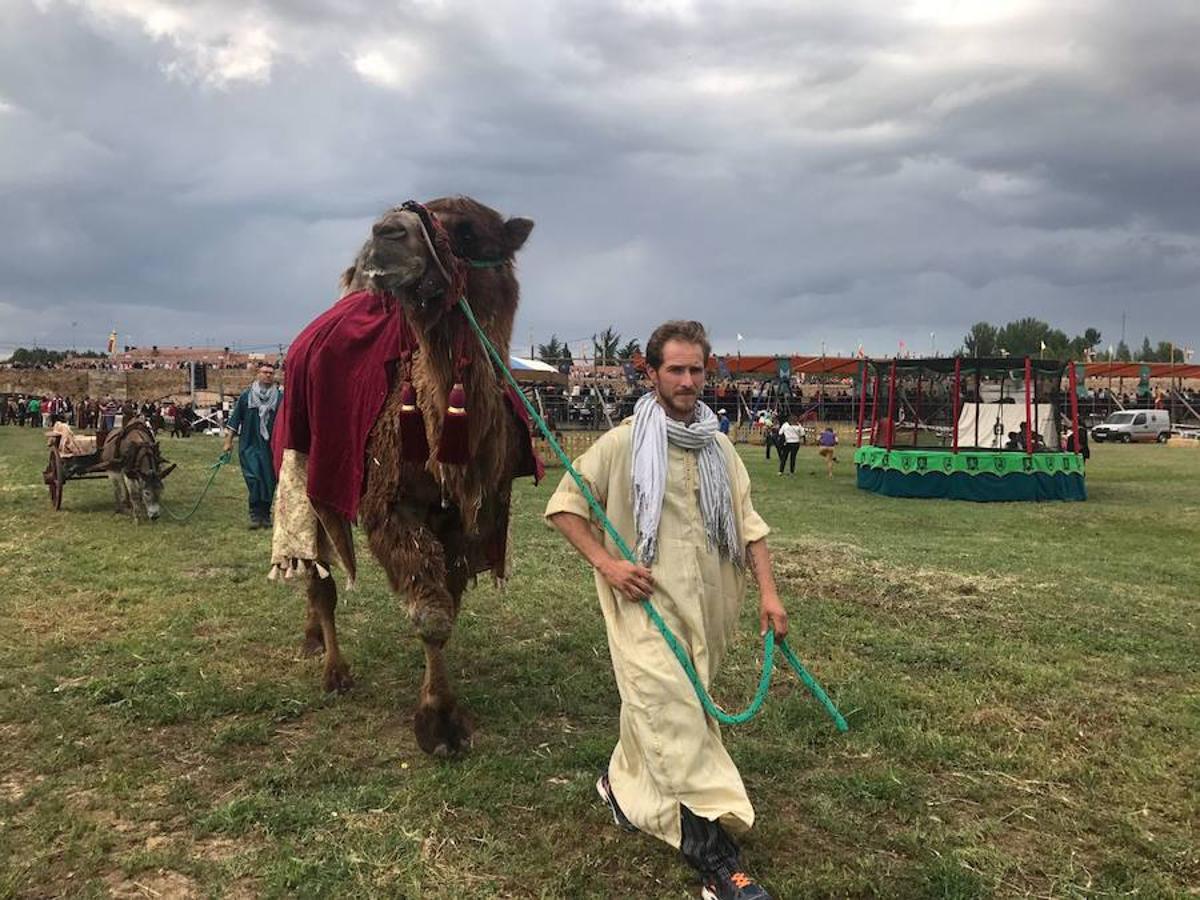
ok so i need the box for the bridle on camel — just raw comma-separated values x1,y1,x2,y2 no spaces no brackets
454,300,849,733
390,202,511,467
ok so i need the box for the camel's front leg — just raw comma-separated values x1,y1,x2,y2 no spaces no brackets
415,640,475,757
307,574,354,693
367,511,474,755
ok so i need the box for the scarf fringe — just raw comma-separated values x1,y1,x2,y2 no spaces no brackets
631,394,743,569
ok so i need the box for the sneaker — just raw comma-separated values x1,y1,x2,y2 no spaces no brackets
595,771,638,833
248,518,261,530
701,867,772,900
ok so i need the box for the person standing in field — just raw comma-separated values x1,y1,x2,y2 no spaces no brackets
718,408,731,435
223,362,283,529
817,426,838,478
776,415,803,476
546,320,788,900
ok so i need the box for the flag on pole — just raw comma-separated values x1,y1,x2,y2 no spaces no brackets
736,333,744,342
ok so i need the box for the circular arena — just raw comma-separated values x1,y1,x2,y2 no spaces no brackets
853,357,1087,502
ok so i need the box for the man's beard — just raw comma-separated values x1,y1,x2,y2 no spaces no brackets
659,389,697,419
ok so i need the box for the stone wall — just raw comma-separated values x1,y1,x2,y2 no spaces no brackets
0,367,262,402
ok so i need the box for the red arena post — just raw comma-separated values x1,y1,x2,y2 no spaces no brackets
856,365,869,447
1069,361,1081,453
886,360,898,450
1024,356,1034,455
869,367,882,445
913,371,923,447
952,356,962,453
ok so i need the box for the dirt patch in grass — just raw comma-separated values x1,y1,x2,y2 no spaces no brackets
10,598,123,645
771,536,1022,624
0,771,42,803
104,869,200,899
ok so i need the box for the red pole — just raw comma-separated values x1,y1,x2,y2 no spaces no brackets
869,369,882,445
1069,361,1081,454
913,371,922,446
856,364,869,447
886,360,898,450
952,356,961,453
1024,356,1033,454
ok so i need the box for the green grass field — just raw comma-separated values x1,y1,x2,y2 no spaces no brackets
1,426,1197,899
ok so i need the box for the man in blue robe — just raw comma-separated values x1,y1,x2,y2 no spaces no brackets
224,362,282,528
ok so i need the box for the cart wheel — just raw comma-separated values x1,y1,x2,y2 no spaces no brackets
43,450,65,510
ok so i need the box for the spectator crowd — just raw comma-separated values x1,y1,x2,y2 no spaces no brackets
0,393,212,438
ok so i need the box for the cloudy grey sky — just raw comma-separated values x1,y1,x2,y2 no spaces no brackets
2,0,1198,360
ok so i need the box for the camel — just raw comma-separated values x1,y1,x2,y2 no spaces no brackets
272,197,537,755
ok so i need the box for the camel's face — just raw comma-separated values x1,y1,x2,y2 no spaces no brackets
426,197,534,269
350,199,534,325
356,208,430,298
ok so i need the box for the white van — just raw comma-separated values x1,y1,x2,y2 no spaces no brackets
1091,409,1171,443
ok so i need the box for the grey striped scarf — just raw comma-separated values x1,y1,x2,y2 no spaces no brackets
247,381,280,442
631,392,743,568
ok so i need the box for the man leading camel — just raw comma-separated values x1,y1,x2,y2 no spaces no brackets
224,362,282,528
546,320,788,900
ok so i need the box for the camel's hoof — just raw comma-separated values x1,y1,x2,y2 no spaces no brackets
300,634,325,658
322,661,354,694
411,606,453,644
414,701,474,756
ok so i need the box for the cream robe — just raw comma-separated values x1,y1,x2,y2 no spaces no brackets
544,419,770,848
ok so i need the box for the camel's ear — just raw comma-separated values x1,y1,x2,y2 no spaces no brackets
339,265,357,292
504,217,534,254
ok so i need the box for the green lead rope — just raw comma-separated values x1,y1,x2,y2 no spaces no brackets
458,297,849,732
161,451,231,523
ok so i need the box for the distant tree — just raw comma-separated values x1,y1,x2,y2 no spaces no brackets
616,338,642,361
592,327,621,366
995,317,1066,357
9,347,68,366
962,322,999,357
1156,341,1178,363
1139,336,1155,362
536,335,571,368
1115,340,1132,361
1069,327,1103,358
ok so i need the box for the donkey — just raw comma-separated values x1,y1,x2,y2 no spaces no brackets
99,421,173,522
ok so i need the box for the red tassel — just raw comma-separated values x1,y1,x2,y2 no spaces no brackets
398,380,430,462
437,382,470,464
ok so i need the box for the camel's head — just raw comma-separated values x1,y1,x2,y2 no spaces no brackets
349,197,534,325
353,206,433,301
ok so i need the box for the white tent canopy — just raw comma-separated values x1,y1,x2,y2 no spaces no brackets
509,356,558,373
507,355,567,385
957,401,1059,449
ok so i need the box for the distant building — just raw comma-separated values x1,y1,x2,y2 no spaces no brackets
63,346,261,369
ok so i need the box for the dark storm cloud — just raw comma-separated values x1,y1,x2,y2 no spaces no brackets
1,0,1196,359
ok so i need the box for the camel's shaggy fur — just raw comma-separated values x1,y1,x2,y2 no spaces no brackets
304,197,534,755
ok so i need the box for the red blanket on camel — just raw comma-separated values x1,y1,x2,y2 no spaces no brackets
272,289,543,523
